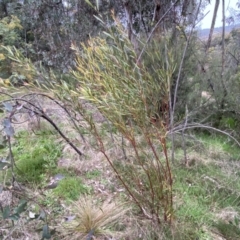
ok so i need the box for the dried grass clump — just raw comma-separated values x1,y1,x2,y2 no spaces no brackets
60,196,129,239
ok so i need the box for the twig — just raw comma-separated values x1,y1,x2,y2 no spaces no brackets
7,136,15,186
172,123,240,148
12,97,84,156
20,92,86,143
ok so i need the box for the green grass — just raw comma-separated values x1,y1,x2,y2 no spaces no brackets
170,133,240,239
13,131,61,184
53,177,92,201
198,133,240,160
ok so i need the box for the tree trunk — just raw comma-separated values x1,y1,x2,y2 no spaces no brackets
153,0,161,22
206,0,220,51
123,1,133,40
220,0,227,110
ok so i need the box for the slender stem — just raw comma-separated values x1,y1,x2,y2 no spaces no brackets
172,123,240,147
170,0,202,163
182,105,188,164
7,136,15,184
92,123,153,219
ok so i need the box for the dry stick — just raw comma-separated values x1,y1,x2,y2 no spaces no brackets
172,123,240,148
170,0,202,163
122,0,133,40
4,105,40,186
12,97,84,156
7,93,85,153
20,92,86,143
121,134,127,160
135,0,180,67
227,50,240,65
6,122,27,187
7,136,15,185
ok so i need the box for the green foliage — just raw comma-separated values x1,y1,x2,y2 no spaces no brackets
0,15,22,45
196,29,240,133
1,199,27,221
219,116,237,129
199,133,240,161
72,26,175,131
53,177,92,201
0,15,23,80
71,23,174,224
13,131,61,184
2,46,38,84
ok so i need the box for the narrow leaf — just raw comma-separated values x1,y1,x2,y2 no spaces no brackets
2,206,10,219
39,210,46,221
15,199,27,214
42,224,51,239
8,213,20,221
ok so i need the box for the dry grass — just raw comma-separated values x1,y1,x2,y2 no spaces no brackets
59,196,129,239
216,207,240,225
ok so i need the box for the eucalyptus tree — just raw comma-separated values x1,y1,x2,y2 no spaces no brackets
0,0,203,71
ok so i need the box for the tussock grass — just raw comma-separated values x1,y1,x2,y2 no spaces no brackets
60,196,129,239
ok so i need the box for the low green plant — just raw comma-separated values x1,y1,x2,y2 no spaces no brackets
0,16,23,81
53,177,92,201
13,131,61,184
70,22,174,224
